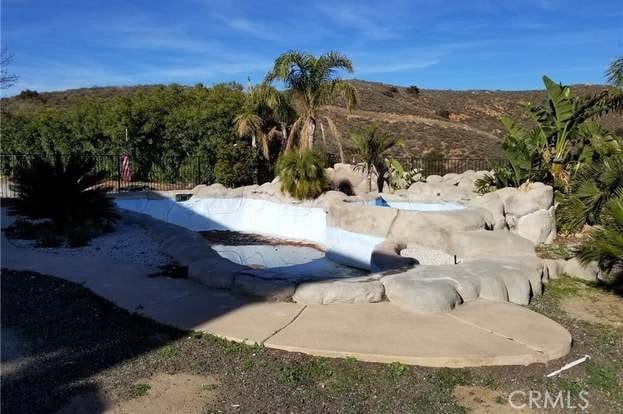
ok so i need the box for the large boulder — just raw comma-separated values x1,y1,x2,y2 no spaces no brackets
562,258,599,281
503,183,554,220
327,202,398,238
381,273,462,313
467,192,506,230
381,253,542,313
386,209,488,249
293,279,384,304
541,258,565,282
450,230,536,260
516,208,556,244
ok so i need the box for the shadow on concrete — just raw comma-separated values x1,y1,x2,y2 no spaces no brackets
0,192,414,413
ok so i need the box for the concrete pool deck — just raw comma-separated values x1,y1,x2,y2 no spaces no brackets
1,211,571,368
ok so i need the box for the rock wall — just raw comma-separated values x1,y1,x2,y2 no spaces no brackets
385,171,556,244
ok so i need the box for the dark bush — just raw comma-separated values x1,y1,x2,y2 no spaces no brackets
436,109,451,119
17,89,43,100
9,154,119,238
406,85,420,95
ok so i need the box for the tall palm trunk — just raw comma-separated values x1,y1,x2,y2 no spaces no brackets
306,117,316,150
280,122,288,152
319,121,328,152
325,116,345,163
251,134,257,148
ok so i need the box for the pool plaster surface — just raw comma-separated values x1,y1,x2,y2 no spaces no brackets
1,208,571,367
210,244,366,280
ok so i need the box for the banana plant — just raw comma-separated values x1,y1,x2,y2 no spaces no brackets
498,76,612,191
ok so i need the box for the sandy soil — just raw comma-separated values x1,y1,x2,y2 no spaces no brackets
58,373,218,414
561,293,623,328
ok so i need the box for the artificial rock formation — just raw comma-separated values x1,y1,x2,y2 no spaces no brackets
115,168,558,313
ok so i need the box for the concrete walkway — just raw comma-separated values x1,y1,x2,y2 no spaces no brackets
1,213,571,367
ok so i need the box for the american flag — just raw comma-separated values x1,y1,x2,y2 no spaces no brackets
121,154,132,182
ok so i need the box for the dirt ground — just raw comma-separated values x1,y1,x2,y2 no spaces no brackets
1,269,622,414
59,373,218,414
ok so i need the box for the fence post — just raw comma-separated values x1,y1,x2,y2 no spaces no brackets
116,154,121,192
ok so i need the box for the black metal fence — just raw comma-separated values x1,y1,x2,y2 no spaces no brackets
0,153,508,198
0,154,207,198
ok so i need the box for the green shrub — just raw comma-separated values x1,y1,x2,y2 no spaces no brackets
9,154,119,235
574,190,623,274
213,144,258,187
385,158,421,190
277,150,327,199
558,153,623,233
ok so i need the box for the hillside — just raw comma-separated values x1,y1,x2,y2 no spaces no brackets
320,80,622,160
2,80,621,160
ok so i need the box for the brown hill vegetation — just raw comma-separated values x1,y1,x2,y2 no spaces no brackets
320,80,622,160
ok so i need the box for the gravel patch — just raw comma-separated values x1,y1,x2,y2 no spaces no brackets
9,222,172,267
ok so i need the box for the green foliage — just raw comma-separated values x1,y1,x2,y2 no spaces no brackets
265,50,357,150
385,158,421,190
606,56,623,88
234,83,296,161
574,189,623,273
1,83,246,183
350,123,402,192
129,383,151,398
486,76,617,191
9,154,119,232
558,153,623,233
277,149,327,199
384,361,409,382
214,144,258,188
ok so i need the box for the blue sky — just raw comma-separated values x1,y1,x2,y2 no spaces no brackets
1,0,622,96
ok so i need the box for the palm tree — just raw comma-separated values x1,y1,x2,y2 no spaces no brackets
350,123,402,192
606,56,623,88
234,111,263,151
234,83,296,159
265,50,358,151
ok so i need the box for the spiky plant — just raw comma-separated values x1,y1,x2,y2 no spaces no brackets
350,123,402,192
606,56,623,88
9,154,119,230
265,50,358,150
276,150,327,199
557,153,623,233
575,189,623,274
